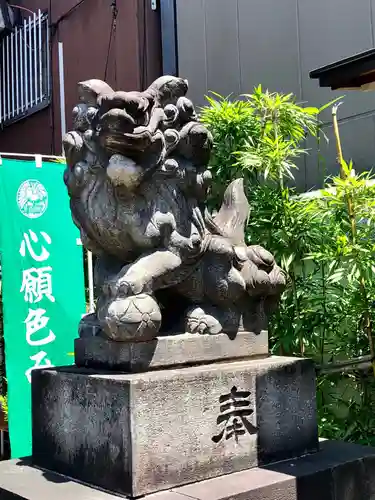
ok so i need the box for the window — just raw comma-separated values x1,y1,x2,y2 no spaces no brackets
0,10,51,127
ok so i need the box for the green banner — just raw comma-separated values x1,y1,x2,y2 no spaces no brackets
0,157,85,458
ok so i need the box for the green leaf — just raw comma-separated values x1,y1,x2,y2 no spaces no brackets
318,96,345,114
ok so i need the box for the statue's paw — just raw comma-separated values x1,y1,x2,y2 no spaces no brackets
102,280,119,297
117,278,145,297
186,307,222,335
103,276,147,298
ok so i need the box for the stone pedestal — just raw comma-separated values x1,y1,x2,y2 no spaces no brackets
3,441,375,500
32,356,318,498
74,331,268,372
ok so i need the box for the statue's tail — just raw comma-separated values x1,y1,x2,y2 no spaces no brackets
205,178,249,245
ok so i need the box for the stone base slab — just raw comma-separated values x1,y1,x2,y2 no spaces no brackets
74,330,268,372
3,441,375,500
32,356,318,497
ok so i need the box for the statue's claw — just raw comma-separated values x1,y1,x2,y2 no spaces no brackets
117,278,146,297
103,275,148,299
186,307,222,335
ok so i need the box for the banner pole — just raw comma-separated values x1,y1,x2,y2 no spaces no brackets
58,41,66,148
87,251,95,313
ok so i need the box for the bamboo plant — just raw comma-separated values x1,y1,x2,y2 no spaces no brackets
201,88,375,444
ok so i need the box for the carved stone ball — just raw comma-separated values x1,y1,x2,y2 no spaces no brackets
101,293,162,342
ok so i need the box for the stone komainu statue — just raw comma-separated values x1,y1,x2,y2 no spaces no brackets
63,76,285,341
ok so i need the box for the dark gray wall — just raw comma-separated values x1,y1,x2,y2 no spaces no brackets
176,0,375,190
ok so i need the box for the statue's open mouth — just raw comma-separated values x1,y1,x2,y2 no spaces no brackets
106,154,145,189
99,126,154,155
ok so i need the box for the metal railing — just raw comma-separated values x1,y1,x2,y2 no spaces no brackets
0,10,50,126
